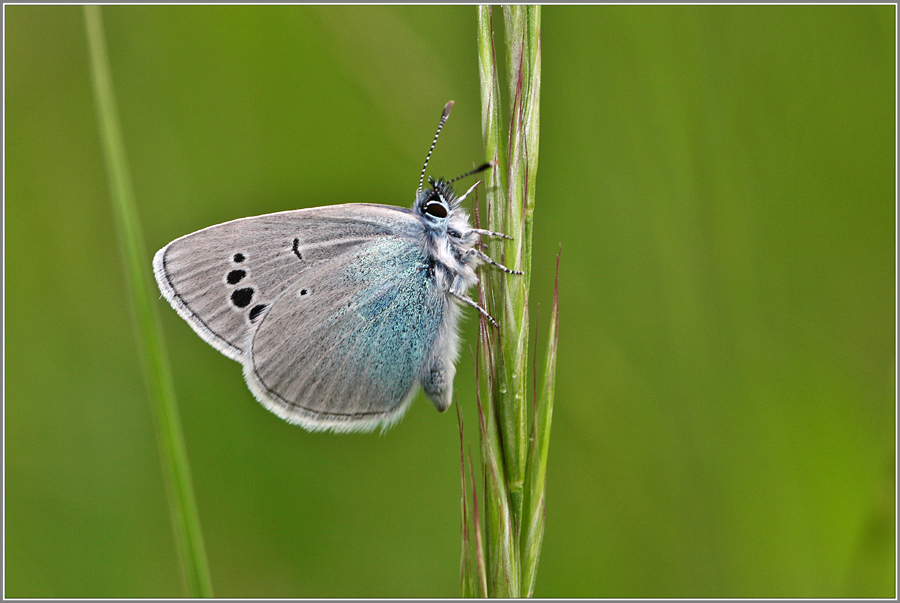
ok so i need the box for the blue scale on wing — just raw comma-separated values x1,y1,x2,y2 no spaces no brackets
247,236,444,420
331,238,443,409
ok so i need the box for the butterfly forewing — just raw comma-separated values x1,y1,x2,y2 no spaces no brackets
244,235,445,432
152,204,419,361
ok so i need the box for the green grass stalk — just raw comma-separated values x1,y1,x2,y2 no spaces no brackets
83,6,213,597
462,4,556,598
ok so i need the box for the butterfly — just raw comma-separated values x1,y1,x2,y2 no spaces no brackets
153,101,519,433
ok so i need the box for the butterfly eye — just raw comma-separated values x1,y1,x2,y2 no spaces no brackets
424,201,448,218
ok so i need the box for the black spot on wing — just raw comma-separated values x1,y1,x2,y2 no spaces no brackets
249,304,268,323
231,287,254,308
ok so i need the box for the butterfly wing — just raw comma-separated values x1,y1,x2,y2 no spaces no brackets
243,235,447,432
153,204,418,361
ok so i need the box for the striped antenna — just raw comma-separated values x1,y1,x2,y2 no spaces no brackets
418,101,455,197
448,160,496,185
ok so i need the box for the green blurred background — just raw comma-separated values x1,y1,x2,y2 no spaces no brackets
5,5,895,598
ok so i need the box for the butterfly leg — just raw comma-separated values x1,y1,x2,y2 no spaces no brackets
450,290,499,328
470,228,513,240
465,248,524,275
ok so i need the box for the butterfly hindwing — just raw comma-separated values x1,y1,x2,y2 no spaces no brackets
152,204,420,361
243,235,446,432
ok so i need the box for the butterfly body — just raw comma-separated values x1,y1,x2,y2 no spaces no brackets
153,102,517,433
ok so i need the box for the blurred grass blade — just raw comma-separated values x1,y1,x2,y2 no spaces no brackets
83,6,213,597
520,251,560,596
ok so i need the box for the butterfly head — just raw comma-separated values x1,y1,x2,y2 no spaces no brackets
416,177,457,224
413,103,493,240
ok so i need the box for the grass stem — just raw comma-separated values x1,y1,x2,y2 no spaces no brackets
83,6,213,597
462,5,556,598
